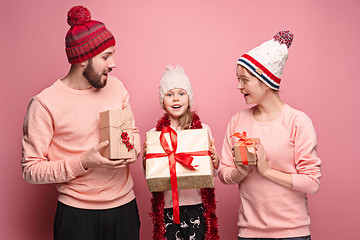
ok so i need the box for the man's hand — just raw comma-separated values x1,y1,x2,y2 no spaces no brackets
80,141,132,169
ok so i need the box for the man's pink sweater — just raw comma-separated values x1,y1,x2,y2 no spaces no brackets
219,104,321,238
21,76,140,209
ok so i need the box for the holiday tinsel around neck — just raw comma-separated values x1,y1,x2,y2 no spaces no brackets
155,112,202,131
150,112,220,240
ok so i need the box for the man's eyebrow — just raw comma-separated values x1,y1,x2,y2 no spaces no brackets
103,49,116,55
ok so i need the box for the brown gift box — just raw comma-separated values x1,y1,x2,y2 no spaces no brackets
233,137,260,166
99,109,135,160
145,129,214,192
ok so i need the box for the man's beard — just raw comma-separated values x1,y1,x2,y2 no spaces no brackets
83,59,111,89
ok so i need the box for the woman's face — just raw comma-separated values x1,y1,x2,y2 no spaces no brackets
236,65,269,105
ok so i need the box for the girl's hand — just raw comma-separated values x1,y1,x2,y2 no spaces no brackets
255,140,270,176
142,141,147,170
210,138,220,170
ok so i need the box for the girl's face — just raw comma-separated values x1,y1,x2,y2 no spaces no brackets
236,65,269,105
163,88,189,122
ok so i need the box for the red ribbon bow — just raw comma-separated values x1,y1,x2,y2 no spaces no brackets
230,131,257,165
146,127,211,224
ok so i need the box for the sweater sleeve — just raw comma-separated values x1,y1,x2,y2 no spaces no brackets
21,98,86,184
218,116,238,185
291,113,321,194
119,82,141,159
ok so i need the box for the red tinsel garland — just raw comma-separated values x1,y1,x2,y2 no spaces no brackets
150,112,219,240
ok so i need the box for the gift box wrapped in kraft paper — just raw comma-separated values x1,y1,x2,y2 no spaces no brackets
231,132,259,165
145,127,214,192
99,109,135,160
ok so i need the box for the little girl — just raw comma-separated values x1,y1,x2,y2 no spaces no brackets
143,65,220,240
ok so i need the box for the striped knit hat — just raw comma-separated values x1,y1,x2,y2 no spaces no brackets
237,30,294,90
65,6,116,64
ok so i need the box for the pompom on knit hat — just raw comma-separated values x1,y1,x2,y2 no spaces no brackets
237,30,294,90
65,6,116,64
159,65,193,107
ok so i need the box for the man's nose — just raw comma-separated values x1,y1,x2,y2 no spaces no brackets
108,57,116,69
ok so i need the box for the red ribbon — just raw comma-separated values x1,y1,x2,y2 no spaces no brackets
146,127,211,224
230,132,257,165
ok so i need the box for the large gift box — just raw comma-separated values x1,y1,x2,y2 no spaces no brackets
145,128,214,192
99,109,135,160
231,132,259,165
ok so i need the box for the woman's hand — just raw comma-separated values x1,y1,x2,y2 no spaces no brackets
255,140,270,177
231,146,250,183
254,140,293,189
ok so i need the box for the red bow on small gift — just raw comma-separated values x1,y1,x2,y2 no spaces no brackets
146,127,210,224
230,131,257,165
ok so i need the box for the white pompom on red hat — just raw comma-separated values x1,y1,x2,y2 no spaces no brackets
237,30,294,90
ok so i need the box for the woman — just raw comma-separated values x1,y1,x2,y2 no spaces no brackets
219,30,321,240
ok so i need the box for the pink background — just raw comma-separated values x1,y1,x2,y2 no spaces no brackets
1,0,359,239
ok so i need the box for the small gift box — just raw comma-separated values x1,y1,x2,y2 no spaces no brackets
145,128,214,192
99,109,135,160
231,132,259,165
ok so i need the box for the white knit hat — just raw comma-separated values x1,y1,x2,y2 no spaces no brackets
159,65,193,107
237,30,294,90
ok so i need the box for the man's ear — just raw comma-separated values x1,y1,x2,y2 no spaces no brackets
80,59,89,67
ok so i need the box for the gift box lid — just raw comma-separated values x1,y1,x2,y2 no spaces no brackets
146,128,210,153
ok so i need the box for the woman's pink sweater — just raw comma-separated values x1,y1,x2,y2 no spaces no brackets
219,104,321,238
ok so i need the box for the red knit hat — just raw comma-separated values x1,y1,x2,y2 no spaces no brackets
65,6,116,64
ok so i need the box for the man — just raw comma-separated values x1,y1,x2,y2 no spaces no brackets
21,6,140,239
